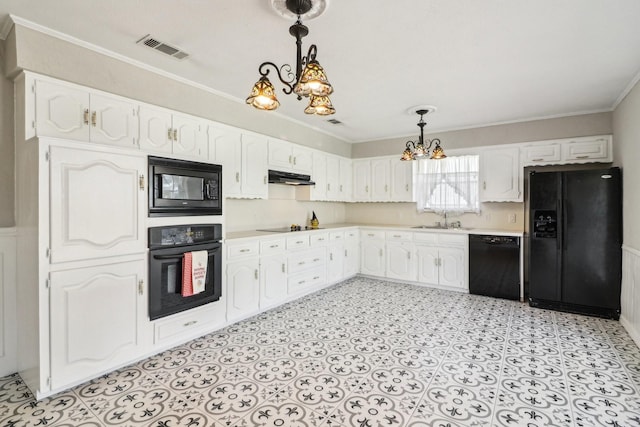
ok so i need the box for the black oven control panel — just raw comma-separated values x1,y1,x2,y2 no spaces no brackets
148,224,222,249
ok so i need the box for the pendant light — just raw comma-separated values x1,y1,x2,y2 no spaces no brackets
246,0,335,115
401,109,446,161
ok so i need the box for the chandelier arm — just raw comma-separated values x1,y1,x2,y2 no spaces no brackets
258,61,296,95
306,44,317,63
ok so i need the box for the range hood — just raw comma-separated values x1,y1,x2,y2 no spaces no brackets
268,170,315,186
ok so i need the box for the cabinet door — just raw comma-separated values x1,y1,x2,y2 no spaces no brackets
386,242,416,281
49,145,146,263
268,139,293,170
521,143,561,166
35,80,90,141
416,245,439,285
326,155,341,201
241,134,268,199
90,93,138,148
360,240,385,276
480,147,522,202
352,160,371,201
339,158,352,201
391,160,413,202
292,145,313,174
227,259,260,321
344,240,360,277
50,260,145,389
138,105,173,154
311,153,327,200
210,126,242,197
371,159,391,201
562,137,610,162
260,255,288,309
327,244,344,284
438,248,466,290
173,113,206,159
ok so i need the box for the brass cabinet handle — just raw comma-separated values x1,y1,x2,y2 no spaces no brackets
239,248,250,253
532,158,544,161
167,128,173,141
138,280,144,295
83,108,90,125
173,129,178,141
330,253,333,261
139,174,145,190
576,155,589,159
281,264,285,273
254,269,258,280
91,111,97,127
236,172,240,183
406,184,409,191
184,320,198,327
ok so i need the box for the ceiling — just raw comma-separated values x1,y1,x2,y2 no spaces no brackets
1,0,640,143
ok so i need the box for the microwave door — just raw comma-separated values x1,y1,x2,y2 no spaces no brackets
161,174,204,201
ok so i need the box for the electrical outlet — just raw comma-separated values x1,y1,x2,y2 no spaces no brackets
508,213,517,223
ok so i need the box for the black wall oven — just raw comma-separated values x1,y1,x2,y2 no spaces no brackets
149,156,222,217
148,224,222,320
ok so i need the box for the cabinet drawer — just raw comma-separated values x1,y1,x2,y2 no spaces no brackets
329,231,345,242
344,229,359,241
287,235,310,250
361,230,385,240
438,233,467,246
288,266,326,295
310,233,330,247
386,231,412,241
154,305,221,345
260,238,286,255
227,241,259,259
413,232,439,244
288,248,325,274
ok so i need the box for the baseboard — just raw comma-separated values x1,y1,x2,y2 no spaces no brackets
620,314,640,348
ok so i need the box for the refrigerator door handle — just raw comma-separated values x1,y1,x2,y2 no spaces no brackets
556,199,562,250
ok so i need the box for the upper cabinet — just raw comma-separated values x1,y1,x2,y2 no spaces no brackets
521,135,612,166
267,139,313,174
480,146,522,202
352,157,412,202
297,152,352,202
138,105,207,159
210,124,268,199
31,78,138,148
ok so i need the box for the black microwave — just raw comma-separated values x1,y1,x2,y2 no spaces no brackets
148,156,222,217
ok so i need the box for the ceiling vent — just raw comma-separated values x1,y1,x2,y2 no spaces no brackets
136,34,189,60
327,118,343,125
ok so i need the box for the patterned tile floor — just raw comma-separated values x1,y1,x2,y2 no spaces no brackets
2,277,640,426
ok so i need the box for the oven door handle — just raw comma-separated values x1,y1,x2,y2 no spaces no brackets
152,248,219,260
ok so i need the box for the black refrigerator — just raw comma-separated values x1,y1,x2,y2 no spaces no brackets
528,167,622,319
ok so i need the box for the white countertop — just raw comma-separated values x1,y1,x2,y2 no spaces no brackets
226,223,523,241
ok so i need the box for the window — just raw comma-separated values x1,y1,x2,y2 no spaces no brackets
414,155,480,214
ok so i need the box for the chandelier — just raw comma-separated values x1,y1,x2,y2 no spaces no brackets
401,109,446,161
246,0,335,115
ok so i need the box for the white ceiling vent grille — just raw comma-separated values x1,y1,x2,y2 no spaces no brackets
327,118,343,125
136,34,189,60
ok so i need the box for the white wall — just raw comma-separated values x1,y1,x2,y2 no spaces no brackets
0,38,15,227
613,77,640,345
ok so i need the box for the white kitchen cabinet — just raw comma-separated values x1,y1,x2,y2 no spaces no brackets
139,105,207,159
386,241,416,281
310,152,327,200
212,126,268,199
33,78,138,148
48,145,146,263
352,159,371,201
327,243,345,284
226,259,260,322
325,155,341,200
267,139,313,174
480,146,522,202
561,136,611,162
521,135,612,166
49,260,146,389
414,232,467,291
391,160,413,202
287,247,326,295
371,158,391,201
260,254,288,310
343,229,360,277
360,230,386,276
339,158,353,201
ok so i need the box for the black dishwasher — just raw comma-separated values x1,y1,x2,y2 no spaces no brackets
469,235,520,300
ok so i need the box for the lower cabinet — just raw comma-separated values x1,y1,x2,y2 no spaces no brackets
386,241,416,281
360,230,386,276
287,248,326,295
260,254,288,310
327,243,345,284
226,258,260,322
49,260,147,389
416,245,466,290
